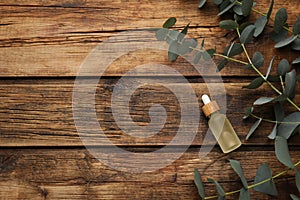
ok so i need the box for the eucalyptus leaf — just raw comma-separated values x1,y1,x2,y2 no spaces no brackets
246,117,262,140
220,20,238,30
239,188,250,200
278,112,300,139
285,69,296,99
224,43,243,57
194,52,202,64
253,97,274,106
163,17,177,28
293,57,300,65
296,169,300,192
241,0,253,16
293,16,300,35
254,16,268,37
270,28,288,42
213,0,223,5
274,8,287,33
208,178,226,198
178,23,190,41
218,0,237,16
229,159,248,189
253,163,278,196
166,30,179,44
290,194,300,200
268,123,277,140
266,0,274,20
233,5,243,15
275,136,294,168
156,28,169,41
277,59,290,76
265,56,275,79
292,39,300,50
273,94,287,102
274,35,298,48
168,41,180,61
198,0,207,8
243,77,264,89
252,51,264,68
274,102,285,122
217,59,228,72
243,106,253,119
194,168,206,199
203,49,216,61
240,25,256,44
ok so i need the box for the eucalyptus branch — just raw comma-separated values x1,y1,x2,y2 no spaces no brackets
250,113,300,125
203,160,300,200
236,27,300,112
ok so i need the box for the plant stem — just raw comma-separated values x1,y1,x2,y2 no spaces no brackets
250,113,300,124
204,161,300,199
236,28,300,112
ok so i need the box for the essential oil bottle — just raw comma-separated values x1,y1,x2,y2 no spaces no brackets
201,94,241,153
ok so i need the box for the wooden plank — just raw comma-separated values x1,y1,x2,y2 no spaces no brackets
0,79,299,147
0,1,299,77
0,148,298,199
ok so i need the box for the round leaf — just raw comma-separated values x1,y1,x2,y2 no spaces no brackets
274,35,298,48
243,77,264,89
278,112,300,139
274,8,287,33
219,20,238,30
163,17,177,28
277,59,290,76
218,0,237,16
292,39,300,51
224,43,243,57
253,163,278,196
275,136,294,169
240,25,256,44
253,97,274,106
254,16,268,37
252,51,264,68
155,28,168,41
293,57,300,65
241,0,253,16
285,69,296,99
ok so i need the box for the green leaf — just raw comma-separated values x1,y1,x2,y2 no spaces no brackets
277,59,290,76
296,169,300,192
178,23,190,41
241,0,253,16
292,39,300,51
270,28,288,42
243,106,253,119
224,43,243,57
274,8,287,33
285,69,296,99
155,28,169,41
253,97,274,106
213,0,223,5
290,194,300,200
198,0,207,8
243,77,264,89
229,159,248,189
253,163,278,196
252,51,264,68
274,102,285,122
194,168,206,199
217,59,228,72
239,188,250,200
166,30,179,44
266,0,274,20
208,178,226,198
220,20,238,30
273,94,287,102
233,5,243,15
163,17,177,28
293,15,300,35
246,118,262,140
293,57,300,65
203,48,216,61
278,112,300,139
194,52,202,64
274,35,298,48
275,136,294,168
268,123,277,140
218,0,237,16
168,41,180,62
254,16,268,37
265,56,275,79
240,25,256,44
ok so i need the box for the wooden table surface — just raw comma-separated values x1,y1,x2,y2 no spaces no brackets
0,0,299,199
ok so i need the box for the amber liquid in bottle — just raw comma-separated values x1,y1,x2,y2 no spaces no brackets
202,95,241,153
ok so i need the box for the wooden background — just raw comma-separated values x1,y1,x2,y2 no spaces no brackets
0,0,299,199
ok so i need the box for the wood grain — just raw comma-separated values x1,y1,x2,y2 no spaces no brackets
0,1,299,77
0,79,299,147
0,148,298,199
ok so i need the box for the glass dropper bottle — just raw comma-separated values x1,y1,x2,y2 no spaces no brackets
202,94,242,153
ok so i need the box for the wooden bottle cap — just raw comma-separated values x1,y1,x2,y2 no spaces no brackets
202,101,220,117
